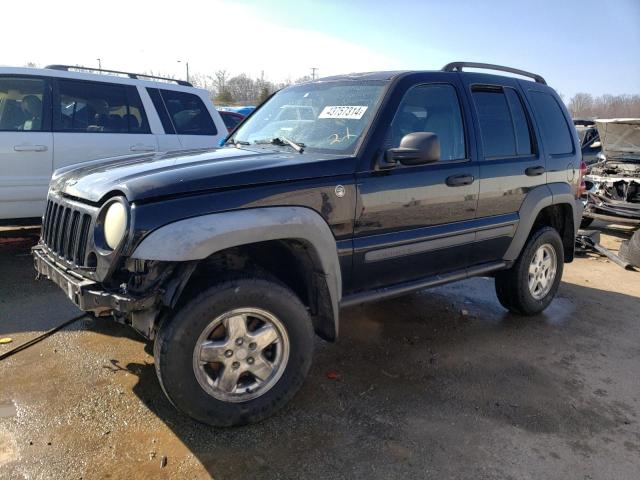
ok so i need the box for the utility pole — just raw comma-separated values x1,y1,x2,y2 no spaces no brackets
177,60,190,83
96,58,102,69
311,67,318,80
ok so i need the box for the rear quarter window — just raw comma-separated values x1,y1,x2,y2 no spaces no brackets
528,91,573,155
159,89,217,135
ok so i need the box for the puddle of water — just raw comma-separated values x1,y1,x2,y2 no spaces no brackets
0,402,17,418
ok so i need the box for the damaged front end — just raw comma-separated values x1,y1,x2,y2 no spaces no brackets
582,119,640,224
34,244,195,339
32,191,197,339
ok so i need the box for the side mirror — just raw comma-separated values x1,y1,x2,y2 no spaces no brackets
590,141,601,149
385,132,440,166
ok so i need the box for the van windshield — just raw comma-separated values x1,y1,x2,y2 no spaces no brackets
229,80,388,155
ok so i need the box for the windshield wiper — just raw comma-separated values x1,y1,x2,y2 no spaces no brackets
255,137,305,153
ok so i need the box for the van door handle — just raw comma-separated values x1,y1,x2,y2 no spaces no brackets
14,144,48,152
129,145,156,152
446,174,474,187
525,166,545,176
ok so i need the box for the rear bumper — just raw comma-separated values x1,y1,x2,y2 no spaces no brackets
32,245,156,316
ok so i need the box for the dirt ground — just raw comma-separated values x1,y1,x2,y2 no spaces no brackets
1,221,639,480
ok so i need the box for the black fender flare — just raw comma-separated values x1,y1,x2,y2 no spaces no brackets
131,206,342,337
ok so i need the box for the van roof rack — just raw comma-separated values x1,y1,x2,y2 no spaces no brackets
45,65,193,87
441,62,546,85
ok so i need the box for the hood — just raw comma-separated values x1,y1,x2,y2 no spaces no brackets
596,119,640,160
50,147,353,203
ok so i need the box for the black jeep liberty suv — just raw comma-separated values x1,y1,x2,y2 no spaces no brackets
33,62,584,426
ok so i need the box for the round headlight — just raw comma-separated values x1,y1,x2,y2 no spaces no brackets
103,201,128,249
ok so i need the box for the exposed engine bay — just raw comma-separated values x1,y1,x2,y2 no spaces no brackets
583,119,640,223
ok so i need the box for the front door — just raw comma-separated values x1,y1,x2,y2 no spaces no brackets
0,75,53,220
353,77,479,291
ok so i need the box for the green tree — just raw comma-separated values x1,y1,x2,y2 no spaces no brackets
215,89,234,105
258,86,271,103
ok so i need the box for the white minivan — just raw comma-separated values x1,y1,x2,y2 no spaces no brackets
0,65,227,222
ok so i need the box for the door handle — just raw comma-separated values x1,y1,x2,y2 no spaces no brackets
525,166,545,176
130,145,156,152
14,144,48,152
446,174,474,187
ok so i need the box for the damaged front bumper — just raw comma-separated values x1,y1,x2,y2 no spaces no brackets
583,194,640,224
583,174,640,224
33,245,158,330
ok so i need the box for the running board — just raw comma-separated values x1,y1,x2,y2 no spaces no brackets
340,261,506,308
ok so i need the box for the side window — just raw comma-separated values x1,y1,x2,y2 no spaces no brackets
147,88,175,134
528,91,573,155
55,80,150,134
504,88,533,155
125,86,151,133
0,76,46,131
472,88,516,158
159,89,217,135
387,84,465,161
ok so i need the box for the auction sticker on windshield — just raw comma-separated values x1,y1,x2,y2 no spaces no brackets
319,106,368,120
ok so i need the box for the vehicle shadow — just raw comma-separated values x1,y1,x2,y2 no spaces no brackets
116,277,640,479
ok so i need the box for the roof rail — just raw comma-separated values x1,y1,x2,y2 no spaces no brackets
44,65,193,87
442,62,546,85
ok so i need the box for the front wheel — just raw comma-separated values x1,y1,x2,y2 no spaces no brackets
154,276,314,426
495,227,564,315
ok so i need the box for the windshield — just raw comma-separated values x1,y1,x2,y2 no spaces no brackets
229,80,388,155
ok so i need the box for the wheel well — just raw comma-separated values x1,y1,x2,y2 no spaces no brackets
530,204,575,262
176,240,336,341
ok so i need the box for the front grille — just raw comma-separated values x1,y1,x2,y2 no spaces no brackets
42,198,93,266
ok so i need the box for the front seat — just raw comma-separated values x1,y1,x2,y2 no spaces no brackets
423,106,454,160
21,95,42,130
391,111,422,147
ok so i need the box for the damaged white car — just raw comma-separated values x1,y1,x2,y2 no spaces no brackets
582,119,640,227
582,118,640,266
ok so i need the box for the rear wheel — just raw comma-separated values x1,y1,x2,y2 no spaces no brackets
495,227,564,315
154,276,314,426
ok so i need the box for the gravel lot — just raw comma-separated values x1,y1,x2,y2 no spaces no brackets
1,222,639,479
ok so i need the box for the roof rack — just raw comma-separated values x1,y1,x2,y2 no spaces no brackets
442,62,546,85
44,65,193,87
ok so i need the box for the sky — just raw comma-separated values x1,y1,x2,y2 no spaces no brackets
3,0,639,98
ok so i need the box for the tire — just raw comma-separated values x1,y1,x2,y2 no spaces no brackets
580,217,594,228
154,276,314,427
495,226,564,316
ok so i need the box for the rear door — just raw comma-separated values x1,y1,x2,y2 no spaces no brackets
524,88,577,186
353,74,480,291
463,79,545,264
0,75,53,219
52,78,158,169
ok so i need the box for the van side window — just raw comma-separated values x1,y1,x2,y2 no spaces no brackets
0,77,46,131
147,88,176,134
528,91,573,155
55,80,150,134
159,89,217,135
387,84,466,161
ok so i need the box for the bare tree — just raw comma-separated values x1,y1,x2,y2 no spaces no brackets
568,93,594,118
